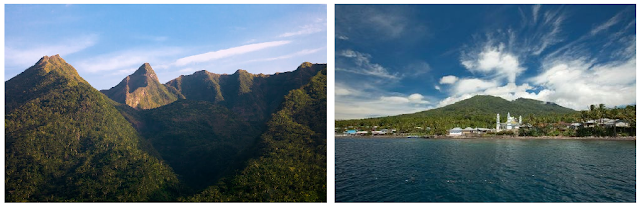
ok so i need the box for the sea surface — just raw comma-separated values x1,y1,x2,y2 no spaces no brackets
335,137,636,202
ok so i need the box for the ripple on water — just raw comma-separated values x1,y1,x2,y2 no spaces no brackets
336,138,636,202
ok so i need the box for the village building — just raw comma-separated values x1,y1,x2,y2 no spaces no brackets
448,127,493,136
449,127,463,136
496,112,522,132
344,130,357,135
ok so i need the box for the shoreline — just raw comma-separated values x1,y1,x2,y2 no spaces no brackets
335,134,636,141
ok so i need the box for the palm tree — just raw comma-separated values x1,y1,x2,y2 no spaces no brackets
609,108,619,136
598,104,606,125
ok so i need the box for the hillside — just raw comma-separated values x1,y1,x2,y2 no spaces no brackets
5,55,182,202
336,95,577,135
101,63,180,109
185,68,327,202
114,62,326,192
5,55,327,202
165,62,326,123
411,95,575,117
135,99,262,191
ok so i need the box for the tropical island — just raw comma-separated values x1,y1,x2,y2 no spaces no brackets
336,95,635,139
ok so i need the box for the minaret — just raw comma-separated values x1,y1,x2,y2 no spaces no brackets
519,116,522,124
496,113,500,132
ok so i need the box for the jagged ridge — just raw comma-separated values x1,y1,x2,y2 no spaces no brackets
101,63,179,109
165,62,326,122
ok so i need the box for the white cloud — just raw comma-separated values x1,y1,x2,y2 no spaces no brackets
246,47,324,63
337,35,349,40
339,50,356,58
335,83,360,96
532,5,541,23
408,93,430,104
175,41,291,66
336,95,432,120
75,47,184,73
529,57,636,110
461,43,525,83
439,75,458,84
437,81,540,108
112,68,137,76
5,34,98,69
531,8,564,55
434,85,441,91
337,49,398,79
133,34,168,42
336,99,433,120
368,12,406,38
379,93,429,104
335,83,434,119
590,11,622,36
380,96,410,103
438,56,636,110
178,68,196,73
279,24,324,38
452,78,499,95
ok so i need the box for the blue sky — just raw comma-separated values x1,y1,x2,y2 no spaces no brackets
5,4,327,90
335,5,636,120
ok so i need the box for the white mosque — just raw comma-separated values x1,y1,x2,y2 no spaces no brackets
496,112,522,132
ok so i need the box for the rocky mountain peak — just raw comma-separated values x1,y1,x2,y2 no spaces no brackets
233,69,249,75
132,63,158,81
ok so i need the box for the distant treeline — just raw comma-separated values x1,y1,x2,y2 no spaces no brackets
336,104,635,137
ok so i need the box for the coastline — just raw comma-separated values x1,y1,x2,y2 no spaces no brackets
335,134,636,141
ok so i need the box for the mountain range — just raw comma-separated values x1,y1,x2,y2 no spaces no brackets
5,55,327,202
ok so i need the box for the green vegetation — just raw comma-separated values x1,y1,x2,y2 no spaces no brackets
136,99,262,191
6,56,327,202
5,56,182,202
336,95,577,135
165,62,326,124
337,95,636,138
184,68,327,202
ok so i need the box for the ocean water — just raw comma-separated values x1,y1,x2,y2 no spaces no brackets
335,137,636,202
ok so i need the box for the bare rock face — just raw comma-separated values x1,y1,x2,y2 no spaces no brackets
101,63,178,109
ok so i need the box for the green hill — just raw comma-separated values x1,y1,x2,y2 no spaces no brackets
5,55,182,202
411,95,575,117
336,95,576,135
101,63,180,109
184,68,327,202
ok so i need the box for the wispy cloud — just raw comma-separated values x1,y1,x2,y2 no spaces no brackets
590,11,622,36
337,49,399,79
278,24,324,38
247,47,324,63
132,34,169,42
5,34,98,69
75,47,184,73
175,41,291,66
336,5,421,40
532,5,541,23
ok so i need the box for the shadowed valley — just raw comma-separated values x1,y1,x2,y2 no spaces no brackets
5,55,327,202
